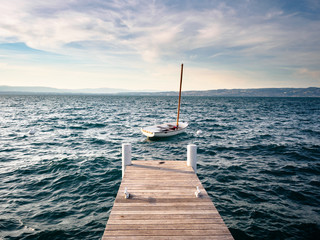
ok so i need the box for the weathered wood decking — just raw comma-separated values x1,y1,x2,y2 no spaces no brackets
102,160,234,239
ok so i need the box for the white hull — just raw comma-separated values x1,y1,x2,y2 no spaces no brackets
141,122,188,138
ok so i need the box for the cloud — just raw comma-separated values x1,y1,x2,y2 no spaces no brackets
0,0,319,89
296,68,320,79
1,1,319,62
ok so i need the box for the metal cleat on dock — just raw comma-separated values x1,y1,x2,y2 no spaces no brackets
124,187,130,199
195,186,201,198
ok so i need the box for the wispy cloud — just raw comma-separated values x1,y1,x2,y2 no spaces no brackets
0,0,319,90
296,68,320,79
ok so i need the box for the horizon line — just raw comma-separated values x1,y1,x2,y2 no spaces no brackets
1,85,319,93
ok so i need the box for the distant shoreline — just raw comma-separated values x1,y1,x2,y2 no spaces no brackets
0,86,319,97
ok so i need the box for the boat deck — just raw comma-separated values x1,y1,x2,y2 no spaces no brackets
102,160,234,239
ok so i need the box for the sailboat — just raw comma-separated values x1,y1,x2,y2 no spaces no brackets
141,64,188,138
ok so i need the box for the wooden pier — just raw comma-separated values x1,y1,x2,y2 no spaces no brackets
102,144,234,239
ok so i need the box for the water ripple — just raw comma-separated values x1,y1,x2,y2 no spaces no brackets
0,95,319,239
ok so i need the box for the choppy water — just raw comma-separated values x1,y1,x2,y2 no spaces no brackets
0,95,319,240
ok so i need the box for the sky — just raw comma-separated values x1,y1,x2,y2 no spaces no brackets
0,0,320,91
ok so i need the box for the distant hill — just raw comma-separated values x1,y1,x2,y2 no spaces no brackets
121,87,320,97
180,87,320,97
0,85,132,94
0,85,319,97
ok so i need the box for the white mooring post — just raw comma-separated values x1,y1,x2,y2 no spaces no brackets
122,143,132,178
187,144,197,173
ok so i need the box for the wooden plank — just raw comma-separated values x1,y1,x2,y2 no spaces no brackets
111,205,218,211
102,236,234,240
102,160,234,239
114,201,214,206
109,210,219,215
115,195,212,200
115,193,210,198
105,223,228,230
116,188,207,193
117,185,205,189
108,213,223,220
114,198,212,204
106,219,225,225
104,229,231,236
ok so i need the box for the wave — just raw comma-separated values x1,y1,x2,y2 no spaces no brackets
1,95,319,240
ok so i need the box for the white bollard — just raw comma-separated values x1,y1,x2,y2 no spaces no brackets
122,143,132,178
187,144,197,173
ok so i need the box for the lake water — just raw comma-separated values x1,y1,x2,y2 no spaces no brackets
0,95,319,240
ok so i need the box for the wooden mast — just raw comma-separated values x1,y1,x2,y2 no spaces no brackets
176,63,183,127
